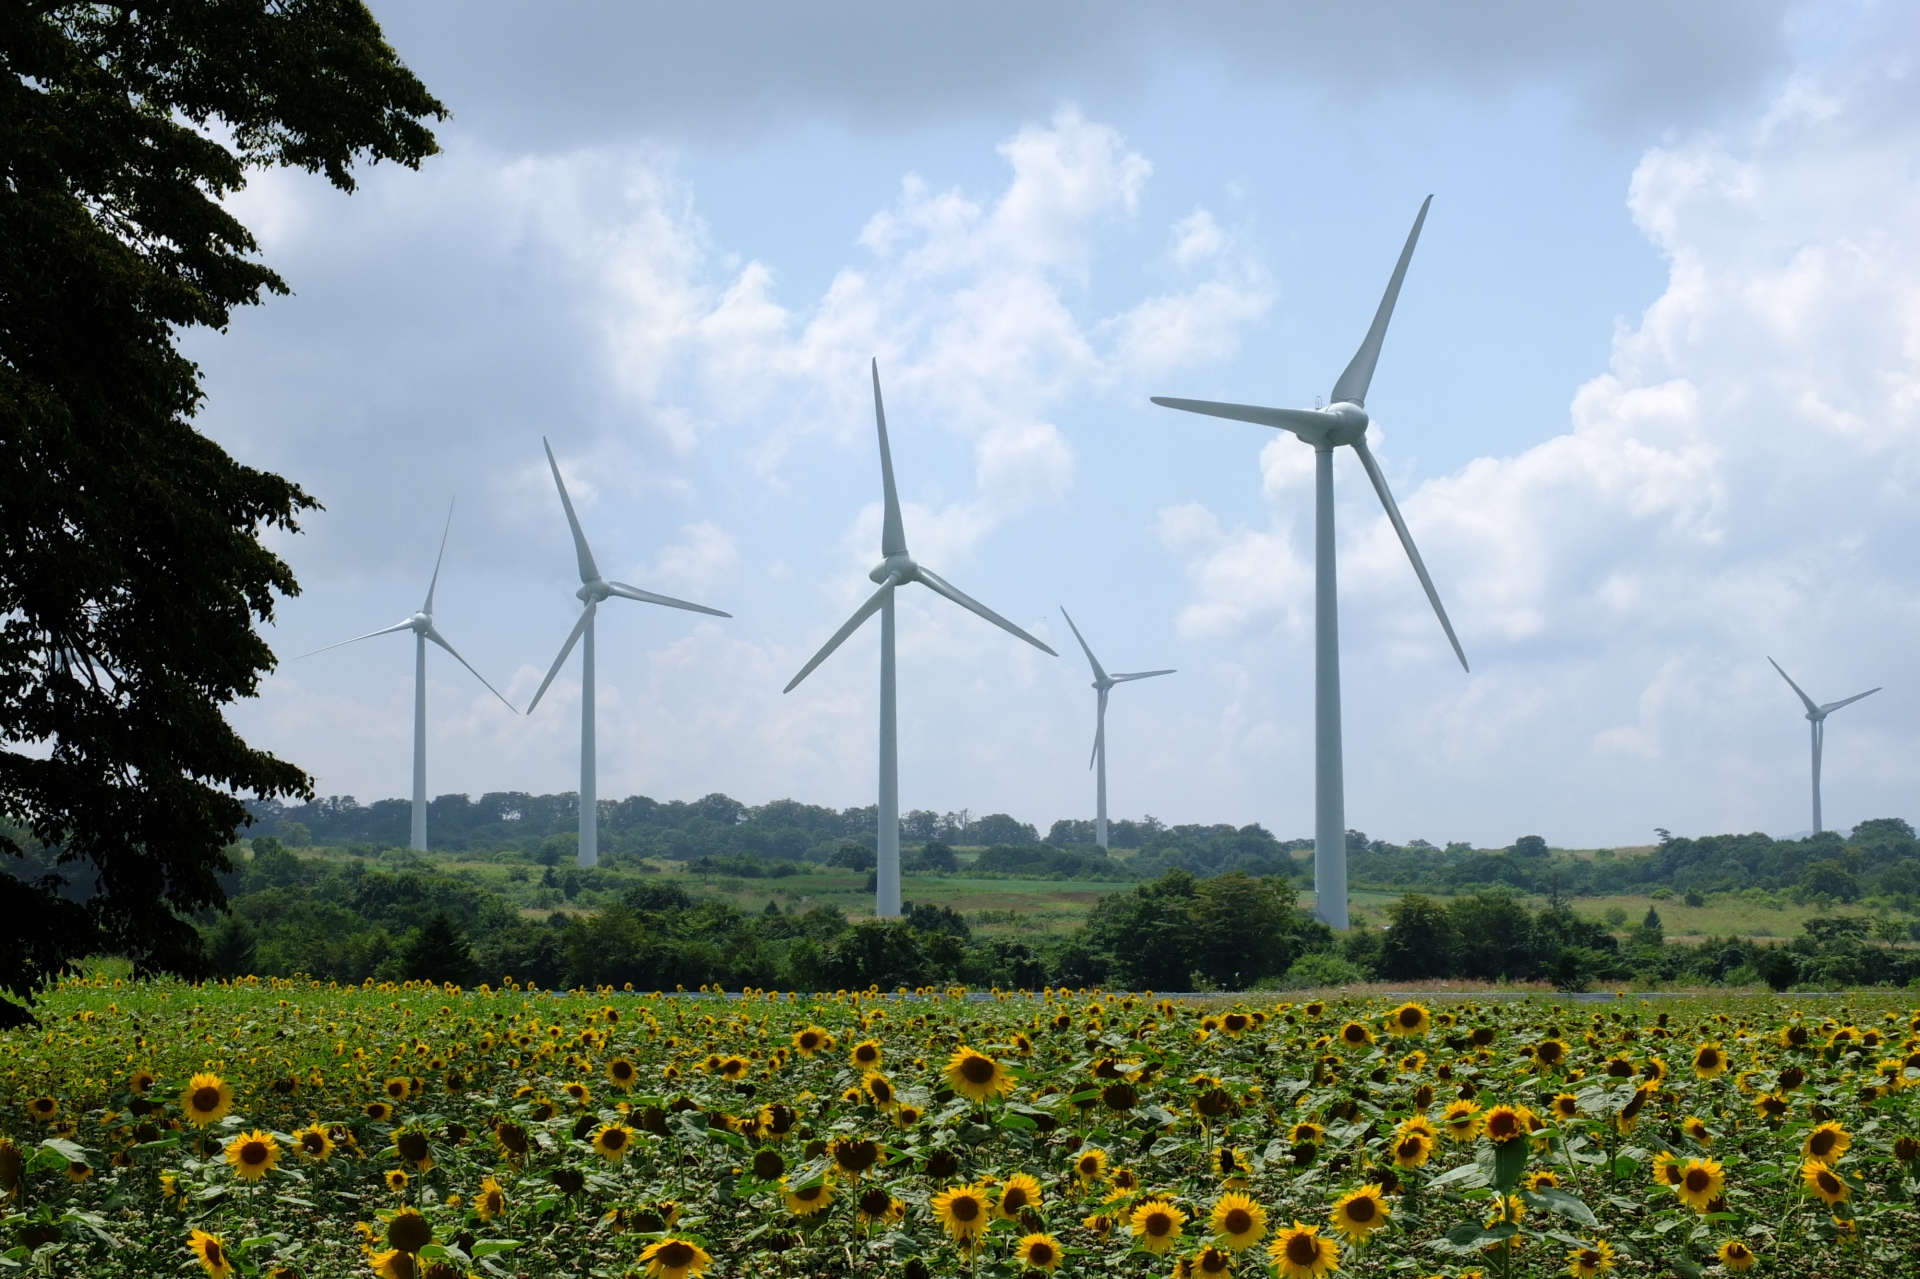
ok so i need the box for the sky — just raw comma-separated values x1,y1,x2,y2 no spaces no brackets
193,0,1920,848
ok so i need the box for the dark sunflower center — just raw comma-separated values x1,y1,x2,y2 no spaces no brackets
1004,1187,1029,1209
657,1242,693,1267
1286,1234,1320,1264
1684,1169,1711,1192
398,1132,429,1161
1224,1208,1252,1233
241,1141,269,1166
302,1133,325,1154
800,1033,820,1049
192,1087,221,1112
1346,1197,1376,1222
1029,1242,1055,1265
1489,1114,1518,1139
1146,1212,1171,1235
602,1129,627,1150
1818,1171,1840,1192
1810,1131,1836,1156
1400,1010,1421,1027
860,1188,892,1215
950,1196,980,1222
205,1243,224,1267
960,1056,996,1084
856,1047,877,1063
1398,1137,1422,1158
388,1212,432,1252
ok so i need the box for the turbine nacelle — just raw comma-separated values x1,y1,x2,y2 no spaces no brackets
408,611,433,632
870,554,917,585
576,578,614,604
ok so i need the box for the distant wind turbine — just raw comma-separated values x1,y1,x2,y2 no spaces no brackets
784,360,1058,917
1768,657,1879,835
296,503,516,851
1151,196,1468,930
1059,608,1172,849
526,440,731,868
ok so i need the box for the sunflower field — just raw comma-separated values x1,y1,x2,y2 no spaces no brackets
3,975,1919,1278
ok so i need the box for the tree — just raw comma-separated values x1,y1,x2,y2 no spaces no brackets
1190,872,1302,989
400,911,474,986
1,2,445,1025
1511,835,1549,859
1381,893,1457,981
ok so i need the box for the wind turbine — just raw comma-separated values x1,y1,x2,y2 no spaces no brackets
1151,196,1468,930
526,439,731,868
296,504,517,851
1768,657,1879,836
1059,608,1173,849
784,360,1058,917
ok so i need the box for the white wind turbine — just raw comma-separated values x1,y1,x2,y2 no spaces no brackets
296,504,517,851
1151,196,1468,930
1059,608,1173,849
1768,657,1880,836
525,440,731,868
785,360,1058,917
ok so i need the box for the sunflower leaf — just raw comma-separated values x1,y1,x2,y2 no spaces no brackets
1531,1188,1598,1227
470,1240,521,1257
1490,1138,1530,1191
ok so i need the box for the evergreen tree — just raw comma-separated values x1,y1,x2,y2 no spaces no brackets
400,911,474,987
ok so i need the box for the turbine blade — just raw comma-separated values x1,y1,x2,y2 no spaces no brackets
1111,669,1176,681
1150,397,1330,437
290,619,414,660
1329,194,1431,407
873,360,909,559
1352,436,1469,672
526,602,595,714
1059,606,1109,682
606,581,732,618
915,566,1058,656
784,576,896,694
543,438,600,584
423,498,453,614
424,623,519,713
1090,686,1107,770
1767,657,1821,717
1819,687,1881,715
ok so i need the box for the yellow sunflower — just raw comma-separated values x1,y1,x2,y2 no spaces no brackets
1533,1039,1570,1070
1130,1199,1187,1254
1329,1185,1390,1242
292,1125,334,1163
863,1072,898,1109
1482,1105,1527,1144
1673,1158,1724,1212
932,1183,993,1241
1073,1147,1110,1187
1802,1121,1851,1165
1290,1121,1327,1146
998,1172,1043,1218
791,1026,833,1056
393,1127,433,1172
945,1045,1014,1102
1717,1240,1756,1271
386,1207,432,1253
1386,1003,1431,1037
1682,1116,1712,1143
1441,1100,1485,1142
1016,1232,1063,1272
364,1102,395,1123
1390,1127,1434,1169
188,1229,236,1278
851,1038,883,1069
1210,1191,1268,1250
1268,1221,1340,1279
1082,1212,1115,1237
224,1130,279,1182
384,1169,409,1194
637,1238,711,1279
1550,1093,1581,1121
1801,1159,1849,1206
1567,1239,1614,1278
1337,1021,1375,1048
476,1176,506,1222
783,1176,833,1216
1692,1042,1729,1079
26,1096,57,1123
591,1123,635,1162
181,1074,233,1128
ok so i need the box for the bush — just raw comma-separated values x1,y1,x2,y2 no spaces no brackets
1263,951,1366,990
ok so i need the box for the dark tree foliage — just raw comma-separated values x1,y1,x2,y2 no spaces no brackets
0,1,445,1023
400,910,475,986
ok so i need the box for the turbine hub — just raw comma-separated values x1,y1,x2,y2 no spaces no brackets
577,578,612,603
870,554,916,584
1324,401,1369,446
411,612,431,630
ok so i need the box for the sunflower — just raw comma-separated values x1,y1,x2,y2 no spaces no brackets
896,1103,924,1127
387,1207,432,1253
1801,1159,1849,1205
1210,1191,1268,1250
783,1176,833,1217
638,1238,713,1279
26,1096,57,1123
1104,1166,1143,1201
1802,1121,1851,1165
1522,1170,1560,1192
1386,1003,1431,1037
606,1057,638,1089
563,1081,592,1105
1682,1116,1711,1143
932,1183,992,1241
181,1074,233,1128
1016,1232,1063,1273
863,1072,898,1109
1753,1091,1789,1121
1715,1240,1756,1272
476,1176,506,1221
1329,1185,1390,1242
1441,1100,1485,1142
1673,1158,1724,1212
945,1045,1014,1102
591,1123,635,1161
1566,1239,1614,1278
1692,1042,1728,1079
1130,1199,1186,1253
1290,1121,1326,1146
385,1169,409,1194
1482,1105,1526,1144
130,1070,156,1094
851,1038,883,1069
383,1077,410,1102
1651,1152,1683,1187
1390,1127,1434,1169
791,1026,833,1056
998,1172,1043,1218
1337,1021,1375,1048
1073,1147,1110,1187
365,1102,395,1123
1533,1039,1570,1070
1222,1010,1253,1036
1550,1093,1581,1121
394,1127,433,1172
224,1130,279,1182
188,1229,236,1278
493,1121,530,1158
291,1124,334,1163
1268,1221,1340,1279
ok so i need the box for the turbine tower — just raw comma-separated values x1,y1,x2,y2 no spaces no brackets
1151,196,1468,930
1060,608,1173,849
1768,657,1879,835
297,504,517,851
526,439,731,868
785,360,1058,917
